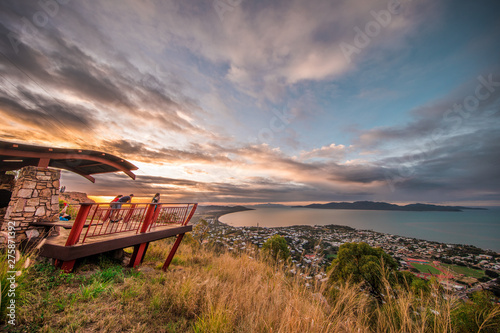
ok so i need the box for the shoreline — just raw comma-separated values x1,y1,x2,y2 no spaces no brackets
212,206,499,255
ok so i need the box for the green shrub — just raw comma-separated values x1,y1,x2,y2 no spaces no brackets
451,291,500,332
262,235,290,261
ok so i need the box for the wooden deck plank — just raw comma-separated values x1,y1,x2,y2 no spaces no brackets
39,224,192,261
32,220,94,229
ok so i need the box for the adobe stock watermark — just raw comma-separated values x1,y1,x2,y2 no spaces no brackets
7,0,72,54
5,222,18,326
339,0,412,64
249,108,296,144
213,0,243,22
141,64,168,92
384,73,500,191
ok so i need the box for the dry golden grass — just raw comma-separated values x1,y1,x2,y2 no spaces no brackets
8,237,500,332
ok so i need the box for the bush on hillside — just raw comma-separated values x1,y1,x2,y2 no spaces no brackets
262,235,290,261
328,242,398,298
451,290,500,332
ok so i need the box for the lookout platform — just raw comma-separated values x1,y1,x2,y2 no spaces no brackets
34,202,197,272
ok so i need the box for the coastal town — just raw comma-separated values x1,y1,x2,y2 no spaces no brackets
192,206,500,299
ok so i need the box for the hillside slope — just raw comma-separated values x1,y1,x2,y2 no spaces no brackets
8,238,500,332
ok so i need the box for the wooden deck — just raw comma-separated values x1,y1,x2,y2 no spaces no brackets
34,202,197,272
39,223,192,262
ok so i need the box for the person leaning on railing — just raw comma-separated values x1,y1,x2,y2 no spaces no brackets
117,194,134,206
107,194,122,222
111,194,134,223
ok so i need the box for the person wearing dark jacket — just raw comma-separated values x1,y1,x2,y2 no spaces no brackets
111,194,133,222
117,194,134,206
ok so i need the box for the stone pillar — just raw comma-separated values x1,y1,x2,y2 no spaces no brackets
0,173,16,229
2,166,60,243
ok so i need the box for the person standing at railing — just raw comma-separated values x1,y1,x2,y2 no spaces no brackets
151,193,160,204
151,193,160,213
107,194,123,222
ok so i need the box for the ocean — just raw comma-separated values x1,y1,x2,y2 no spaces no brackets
219,207,500,252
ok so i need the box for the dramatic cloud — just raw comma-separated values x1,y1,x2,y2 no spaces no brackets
299,143,348,161
1,0,499,205
356,72,500,150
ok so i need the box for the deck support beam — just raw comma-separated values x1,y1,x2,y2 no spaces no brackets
162,233,185,271
129,242,150,267
129,204,156,267
60,260,76,273
55,203,92,272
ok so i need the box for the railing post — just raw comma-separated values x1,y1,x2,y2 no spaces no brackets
183,203,198,226
123,204,137,223
139,204,156,233
151,204,162,226
102,204,112,221
56,203,92,272
65,203,92,246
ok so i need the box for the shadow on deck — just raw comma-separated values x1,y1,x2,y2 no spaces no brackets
34,202,197,272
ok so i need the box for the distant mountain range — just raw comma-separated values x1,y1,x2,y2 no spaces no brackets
292,201,488,212
249,203,288,208
196,205,254,215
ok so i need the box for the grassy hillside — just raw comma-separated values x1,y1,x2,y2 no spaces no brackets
2,237,500,332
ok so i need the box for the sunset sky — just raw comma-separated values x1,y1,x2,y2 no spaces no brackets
1,0,499,205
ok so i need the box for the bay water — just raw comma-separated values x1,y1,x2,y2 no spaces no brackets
219,207,500,252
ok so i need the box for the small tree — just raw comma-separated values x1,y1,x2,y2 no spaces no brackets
328,242,397,298
193,219,209,244
451,290,500,332
262,235,290,261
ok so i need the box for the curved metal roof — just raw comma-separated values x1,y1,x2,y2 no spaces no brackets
0,140,138,183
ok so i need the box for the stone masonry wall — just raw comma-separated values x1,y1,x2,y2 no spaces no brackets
0,173,16,229
2,166,60,243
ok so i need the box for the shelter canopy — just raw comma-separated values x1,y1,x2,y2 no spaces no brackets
0,140,138,182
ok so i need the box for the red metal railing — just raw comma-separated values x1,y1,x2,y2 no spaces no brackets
63,202,197,246
148,203,197,229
